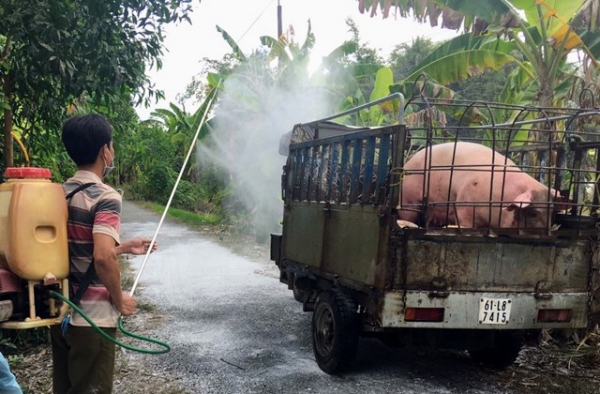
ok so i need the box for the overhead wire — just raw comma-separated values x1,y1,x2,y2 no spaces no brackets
237,0,277,44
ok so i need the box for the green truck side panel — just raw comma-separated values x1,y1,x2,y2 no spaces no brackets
282,203,325,268
283,203,389,286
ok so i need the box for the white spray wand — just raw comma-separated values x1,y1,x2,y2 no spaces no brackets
129,88,218,296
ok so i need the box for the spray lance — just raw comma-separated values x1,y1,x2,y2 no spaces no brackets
50,86,219,353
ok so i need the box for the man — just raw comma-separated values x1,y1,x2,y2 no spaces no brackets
51,114,156,394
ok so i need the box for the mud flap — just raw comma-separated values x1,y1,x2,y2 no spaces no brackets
270,234,282,265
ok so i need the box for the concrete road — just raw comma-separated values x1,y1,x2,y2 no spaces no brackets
119,201,510,394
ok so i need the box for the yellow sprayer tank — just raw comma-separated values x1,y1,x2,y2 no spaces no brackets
0,168,68,280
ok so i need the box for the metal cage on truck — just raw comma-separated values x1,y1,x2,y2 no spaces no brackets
271,94,600,374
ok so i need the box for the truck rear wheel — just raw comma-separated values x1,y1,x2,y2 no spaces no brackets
469,332,523,369
311,289,359,374
293,287,305,302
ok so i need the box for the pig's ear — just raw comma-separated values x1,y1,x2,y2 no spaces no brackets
505,190,533,212
550,188,561,199
550,188,570,211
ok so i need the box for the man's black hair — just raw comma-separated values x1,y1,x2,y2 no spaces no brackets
62,114,113,167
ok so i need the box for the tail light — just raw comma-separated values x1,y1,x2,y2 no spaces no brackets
537,309,572,323
404,307,445,322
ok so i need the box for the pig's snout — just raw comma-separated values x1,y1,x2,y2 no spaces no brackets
502,188,561,229
503,204,552,229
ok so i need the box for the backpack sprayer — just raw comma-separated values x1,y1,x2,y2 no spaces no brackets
0,166,169,353
0,88,217,353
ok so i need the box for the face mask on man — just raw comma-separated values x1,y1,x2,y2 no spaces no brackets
103,145,115,178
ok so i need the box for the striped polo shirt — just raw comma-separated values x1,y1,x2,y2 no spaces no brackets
64,170,122,327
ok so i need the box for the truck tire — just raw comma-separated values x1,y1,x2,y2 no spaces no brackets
311,289,359,374
293,287,305,302
469,332,523,369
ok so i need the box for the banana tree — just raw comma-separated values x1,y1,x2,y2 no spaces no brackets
376,32,520,130
309,49,386,129
147,89,217,180
357,0,600,110
211,23,384,124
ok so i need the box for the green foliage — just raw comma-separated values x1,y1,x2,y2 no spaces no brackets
405,49,529,85
179,24,323,238
145,87,218,178
113,81,225,221
133,166,213,212
183,54,239,104
190,22,396,236
0,327,49,355
0,0,193,166
0,336,17,350
217,25,247,62
578,29,600,60
389,36,435,81
172,179,198,210
358,0,509,32
143,201,222,226
146,165,175,204
363,66,401,126
343,18,384,66
337,18,384,102
361,0,598,112
449,69,512,103
194,164,228,214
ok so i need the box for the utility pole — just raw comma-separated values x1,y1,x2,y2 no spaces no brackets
277,0,282,39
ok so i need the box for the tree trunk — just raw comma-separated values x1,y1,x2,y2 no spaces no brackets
2,75,13,168
538,85,554,110
536,69,555,142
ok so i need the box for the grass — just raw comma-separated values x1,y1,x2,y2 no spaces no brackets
140,201,222,227
134,301,156,313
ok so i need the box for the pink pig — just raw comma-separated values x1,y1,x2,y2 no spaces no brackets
398,142,562,229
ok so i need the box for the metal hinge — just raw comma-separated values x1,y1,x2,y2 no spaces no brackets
534,281,553,300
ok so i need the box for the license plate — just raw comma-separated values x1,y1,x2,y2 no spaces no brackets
478,298,512,324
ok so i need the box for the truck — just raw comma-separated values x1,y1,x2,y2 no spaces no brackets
270,94,600,374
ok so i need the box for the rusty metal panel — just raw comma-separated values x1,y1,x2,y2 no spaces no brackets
321,205,384,286
398,237,589,292
282,204,325,268
381,290,588,329
553,243,591,289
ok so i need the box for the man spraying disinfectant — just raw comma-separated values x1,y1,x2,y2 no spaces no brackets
50,114,157,394
0,89,216,392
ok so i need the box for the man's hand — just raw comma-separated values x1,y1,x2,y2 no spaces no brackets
118,237,158,255
116,292,136,316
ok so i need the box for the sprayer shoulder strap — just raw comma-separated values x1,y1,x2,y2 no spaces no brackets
71,264,96,307
66,182,97,306
65,182,96,200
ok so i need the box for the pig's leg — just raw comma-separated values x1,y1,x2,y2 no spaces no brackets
455,206,476,228
398,198,421,223
398,210,419,223
455,183,480,228
398,174,423,223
